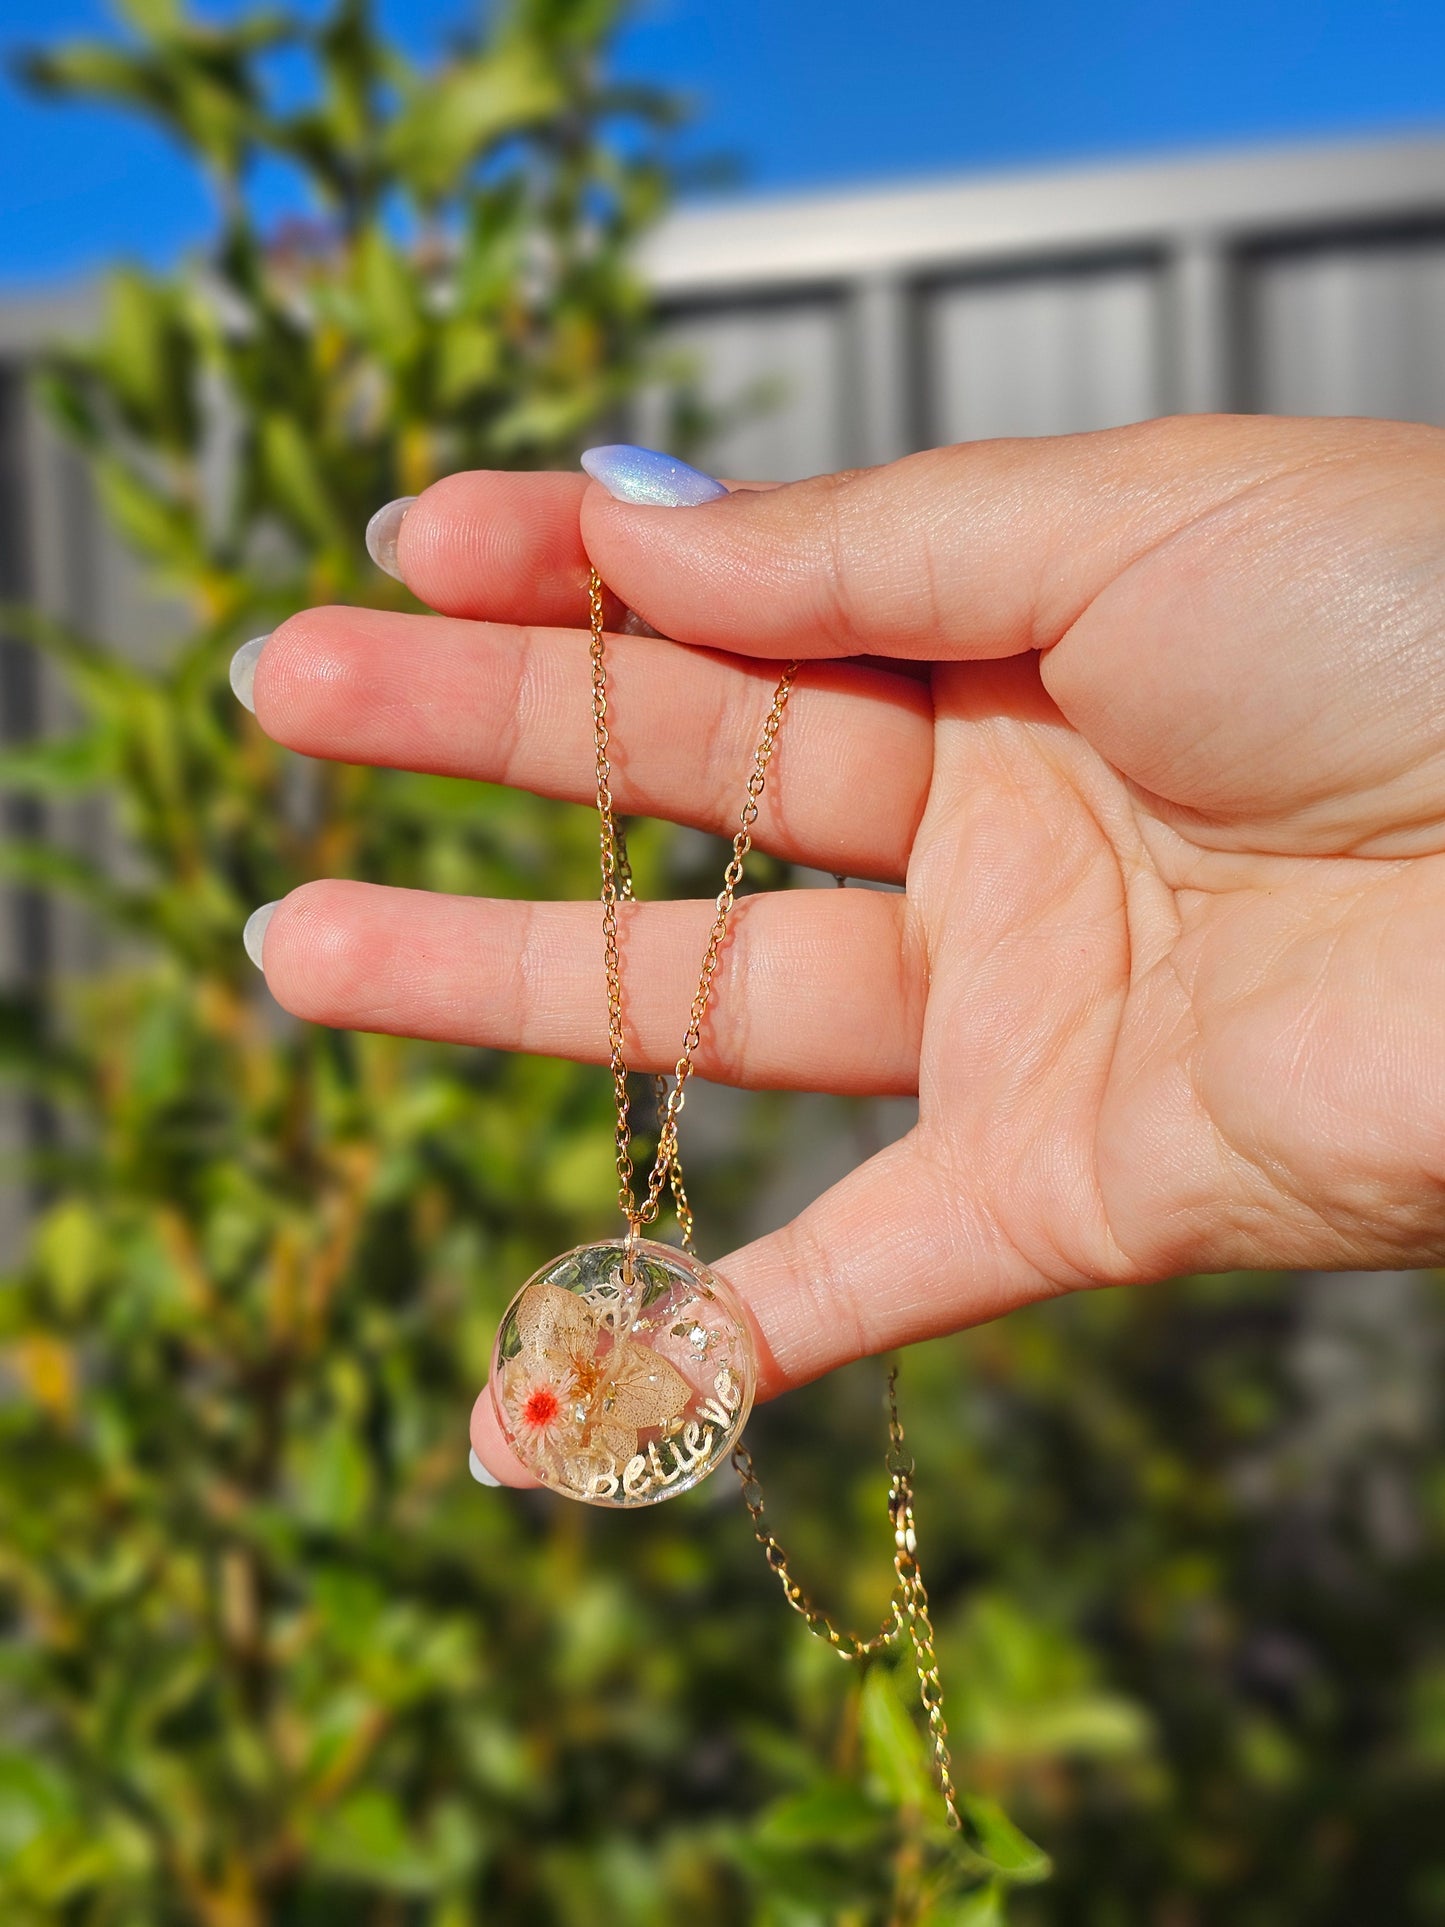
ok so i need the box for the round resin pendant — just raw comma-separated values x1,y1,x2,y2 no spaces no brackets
489,1238,756,1508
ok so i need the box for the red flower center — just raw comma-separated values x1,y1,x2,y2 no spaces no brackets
521,1385,560,1430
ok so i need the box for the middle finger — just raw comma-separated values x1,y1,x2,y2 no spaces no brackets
252,607,933,882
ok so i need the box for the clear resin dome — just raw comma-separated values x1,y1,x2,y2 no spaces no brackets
489,1238,757,1507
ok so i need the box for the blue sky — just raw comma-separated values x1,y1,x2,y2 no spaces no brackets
3,0,1445,288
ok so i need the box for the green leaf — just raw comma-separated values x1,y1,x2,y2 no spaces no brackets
385,44,565,200
0,1751,72,1859
94,455,201,569
927,1885,1007,1927
730,1835,887,1910
257,412,343,548
33,366,102,449
0,840,150,933
860,1664,936,1811
453,180,527,313
0,732,116,796
100,268,198,448
22,16,294,180
354,226,424,370
488,384,606,454
0,604,158,730
305,1791,480,1893
288,1416,372,1530
19,43,164,108
314,0,382,153
510,0,623,50
34,1199,109,1315
977,1694,1153,1762
434,319,501,407
957,1796,1051,1885
861,1668,1049,1885
756,1780,888,1849
114,0,185,40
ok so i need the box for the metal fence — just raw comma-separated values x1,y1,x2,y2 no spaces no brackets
4,133,1445,1253
637,135,1445,474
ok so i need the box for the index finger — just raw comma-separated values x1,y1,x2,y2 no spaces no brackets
387,467,769,627
389,469,598,626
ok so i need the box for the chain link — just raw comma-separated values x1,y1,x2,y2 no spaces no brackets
587,566,958,1833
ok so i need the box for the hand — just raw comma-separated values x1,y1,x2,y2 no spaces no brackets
240,417,1445,1481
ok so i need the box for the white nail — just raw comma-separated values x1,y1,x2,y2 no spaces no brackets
365,496,417,579
469,1448,500,1487
229,634,268,713
243,901,279,971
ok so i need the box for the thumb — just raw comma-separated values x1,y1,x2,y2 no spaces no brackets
578,418,1327,662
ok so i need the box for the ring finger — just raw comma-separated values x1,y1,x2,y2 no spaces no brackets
251,606,932,881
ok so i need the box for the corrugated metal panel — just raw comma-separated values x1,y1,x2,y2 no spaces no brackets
644,295,853,483
1245,229,1445,421
0,360,163,1260
923,257,1166,443
0,365,47,1261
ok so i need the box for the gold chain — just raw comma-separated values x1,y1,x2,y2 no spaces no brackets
586,566,959,1833
734,1369,962,1831
611,824,696,1246
589,565,795,1240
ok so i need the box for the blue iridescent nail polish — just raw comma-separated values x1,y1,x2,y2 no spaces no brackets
580,444,728,508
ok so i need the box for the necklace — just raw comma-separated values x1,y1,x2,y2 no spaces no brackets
486,567,791,1505
487,566,962,1827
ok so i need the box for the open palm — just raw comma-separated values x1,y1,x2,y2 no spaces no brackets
243,415,1445,1478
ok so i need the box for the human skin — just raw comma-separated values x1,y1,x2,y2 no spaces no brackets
240,415,1445,1484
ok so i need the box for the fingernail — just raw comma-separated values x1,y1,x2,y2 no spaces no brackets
228,634,268,713
469,1447,500,1487
580,444,728,508
243,901,279,971
365,495,417,578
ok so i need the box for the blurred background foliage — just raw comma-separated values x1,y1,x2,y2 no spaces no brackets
0,2,1444,1923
